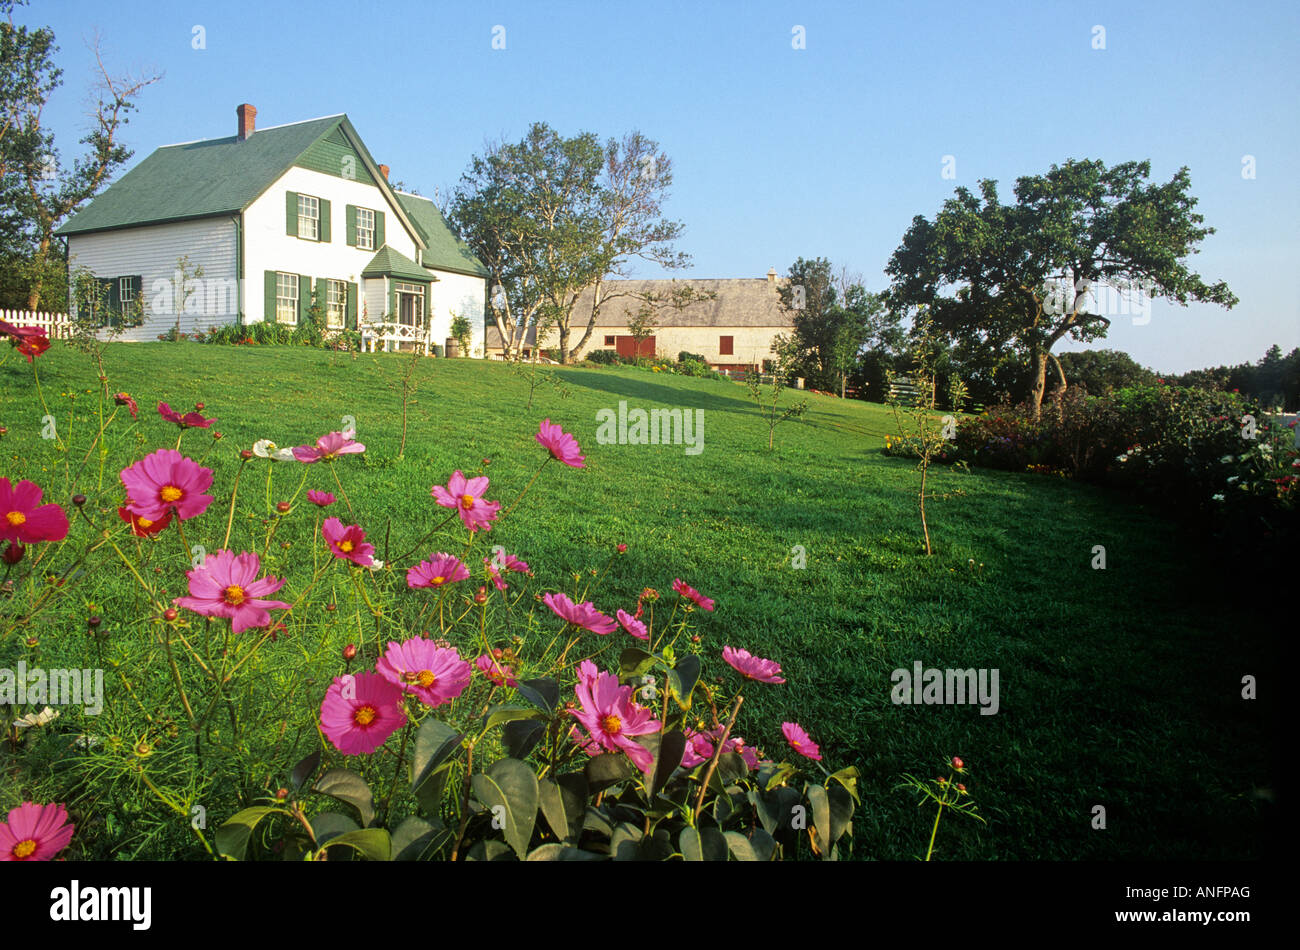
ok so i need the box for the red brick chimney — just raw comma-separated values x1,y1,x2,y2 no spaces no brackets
378,164,390,181
236,103,257,141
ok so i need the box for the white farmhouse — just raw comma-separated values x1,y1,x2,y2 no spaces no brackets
55,105,487,354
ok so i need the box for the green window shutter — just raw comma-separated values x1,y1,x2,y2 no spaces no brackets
346,205,357,246
387,281,396,322
319,199,331,243
298,274,311,325
286,192,299,237
346,281,358,329
374,210,385,248
108,276,121,314
264,271,277,322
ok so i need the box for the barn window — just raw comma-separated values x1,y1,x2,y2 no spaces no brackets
719,335,734,356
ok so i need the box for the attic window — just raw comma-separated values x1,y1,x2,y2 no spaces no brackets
298,195,320,240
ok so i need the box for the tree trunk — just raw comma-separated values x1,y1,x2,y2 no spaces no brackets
25,236,51,311
1029,347,1048,421
557,324,570,364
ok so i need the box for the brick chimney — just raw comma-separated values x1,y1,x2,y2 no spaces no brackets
236,103,257,141
378,164,390,182
767,267,777,287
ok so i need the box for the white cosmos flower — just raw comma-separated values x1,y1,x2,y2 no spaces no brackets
366,559,385,571
14,706,60,729
1211,494,1225,502
253,439,297,462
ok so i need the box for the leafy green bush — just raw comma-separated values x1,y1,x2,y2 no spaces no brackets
677,351,707,364
585,349,621,365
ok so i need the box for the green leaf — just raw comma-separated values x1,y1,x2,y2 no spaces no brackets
751,785,801,840
611,822,643,861
526,843,605,861
583,806,613,838
828,765,861,804
763,761,797,792
413,761,454,818
651,729,686,796
618,647,657,682
290,750,321,791
716,751,748,787
667,655,701,709
306,811,358,845
515,677,559,713
585,752,633,793
724,830,758,861
679,826,728,861
409,718,463,792
313,769,375,827
482,704,545,732
503,718,545,760
807,783,832,859
465,838,515,861
391,815,447,861
215,806,283,860
749,828,779,861
470,758,538,860
827,783,855,847
539,775,586,843
319,828,391,861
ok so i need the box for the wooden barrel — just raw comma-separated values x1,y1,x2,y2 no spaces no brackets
445,337,460,358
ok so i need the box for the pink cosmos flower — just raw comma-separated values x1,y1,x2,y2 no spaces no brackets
681,729,716,768
113,392,138,419
120,448,214,521
673,578,715,611
722,646,786,684
544,592,618,635
782,721,822,761
536,418,586,468
293,430,366,463
705,726,760,770
569,666,661,772
475,653,519,687
0,478,69,546
172,549,290,634
157,402,215,429
431,470,500,533
322,517,374,566
0,802,75,861
320,672,406,755
377,638,472,708
406,552,470,589
616,609,648,641
1,321,51,362
117,505,173,538
306,490,336,507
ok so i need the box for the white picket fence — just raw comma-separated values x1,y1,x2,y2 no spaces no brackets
0,309,74,339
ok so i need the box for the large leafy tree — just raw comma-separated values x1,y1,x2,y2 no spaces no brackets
450,124,689,363
1,5,159,310
778,257,899,396
884,159,1237,418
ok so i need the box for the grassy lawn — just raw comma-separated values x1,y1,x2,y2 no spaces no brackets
0,342,1275,859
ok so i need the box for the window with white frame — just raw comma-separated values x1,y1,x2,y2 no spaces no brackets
297,194,320,240
356,207,375,250
119,276,136,307
276,273,299,324
325,279,346,328
394,281,425,327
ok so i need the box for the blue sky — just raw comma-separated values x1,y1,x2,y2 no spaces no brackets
19,0,1300,372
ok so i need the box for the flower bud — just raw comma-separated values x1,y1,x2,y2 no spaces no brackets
276,501,291,513
617,543,627,554
951,756,964,770
195,402,205,411
481,458,491,466
474,586,488,604
212,431,223,440
240,449,253,460
25,636,38,648
88,615,102,628
492,648,504,659
72,494,87,507
275,788,288,800
163,608,178,621
2,542,23,565
325,603,336,612
343,644,357,661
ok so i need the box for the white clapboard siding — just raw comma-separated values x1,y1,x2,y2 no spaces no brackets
65,217,238,342
428,269,487,357
0,309,73,338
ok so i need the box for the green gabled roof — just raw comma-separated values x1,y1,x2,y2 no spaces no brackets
56,115,345,236
361,245,432,282
394,192,489,278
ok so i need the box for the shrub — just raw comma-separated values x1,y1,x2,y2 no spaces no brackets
585,349,621,365
677,351,707,364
